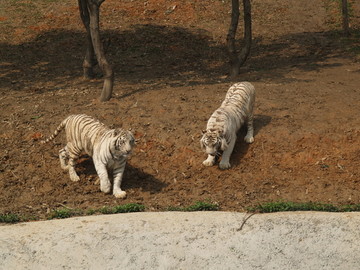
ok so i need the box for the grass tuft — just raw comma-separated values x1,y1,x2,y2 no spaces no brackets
48,203,145,219
167,200,220,212
186,201,220,211
99,203,145,215
47,208,81,220
86,209,97,215
0,213,21,223
113,203,145,213
98,206,114,215
166,206,182,211
248,201,360,213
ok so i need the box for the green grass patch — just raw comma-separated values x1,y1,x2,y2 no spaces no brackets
186,201,220,211
6,201,360,224
0,213,21,223
47,208,82,220
248,201,360,213
48,203,145,219
340,204,360,212
167,200,220,212
113,203,145,213
99,203,145,215
86,209,97,215
98,206,115,215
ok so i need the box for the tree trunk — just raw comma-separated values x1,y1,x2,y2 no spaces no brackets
78,0,96,79
78,0,114,102
238,0,252,67
226,0,240,77
342,0,350,36
226,0,252,78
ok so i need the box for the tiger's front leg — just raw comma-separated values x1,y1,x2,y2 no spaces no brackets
59,147,69,170
203,154,216,167
93,160,112,194
219,136,236,170
112,161,127,199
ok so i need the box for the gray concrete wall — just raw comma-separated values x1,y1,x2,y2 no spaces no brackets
1,212,360,269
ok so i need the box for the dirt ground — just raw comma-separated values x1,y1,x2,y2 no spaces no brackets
1,0,360,219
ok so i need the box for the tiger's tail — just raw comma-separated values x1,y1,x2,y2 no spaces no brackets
41,118,68,144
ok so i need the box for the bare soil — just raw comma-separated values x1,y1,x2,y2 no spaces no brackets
1,0,360,219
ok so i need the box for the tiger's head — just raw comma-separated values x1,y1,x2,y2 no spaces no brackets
110,129,135,160
200,130,228,156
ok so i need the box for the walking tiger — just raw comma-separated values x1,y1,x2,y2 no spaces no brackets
42,114,135,198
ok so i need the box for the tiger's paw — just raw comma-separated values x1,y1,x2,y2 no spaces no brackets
113,190,127,199
202,160,215,167
244,135,254,144
70,173,80,182
219,161,231,170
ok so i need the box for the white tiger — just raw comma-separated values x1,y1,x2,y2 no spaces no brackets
42,114,135,198
200,82,255,169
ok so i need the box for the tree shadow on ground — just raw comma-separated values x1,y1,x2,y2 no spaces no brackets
0,25,226,92
244,30,359,82
0,25,358,93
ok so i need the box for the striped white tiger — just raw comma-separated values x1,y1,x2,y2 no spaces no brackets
42,114,135,198
200,82,255,169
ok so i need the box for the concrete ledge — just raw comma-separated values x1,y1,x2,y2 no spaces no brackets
1,212,360,269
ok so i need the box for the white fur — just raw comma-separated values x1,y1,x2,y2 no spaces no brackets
43,114,134,198
200,82,255,169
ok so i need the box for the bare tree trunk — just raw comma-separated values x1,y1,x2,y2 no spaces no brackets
342,0,350,36
238,0,252,66
226,0,240,77
226,0,252,78
78,0,96,79
78,0,114,102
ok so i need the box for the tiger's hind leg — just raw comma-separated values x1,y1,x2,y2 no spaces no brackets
66,143,81,182
244,113,254,144
68,157,80,182
59,147,69,170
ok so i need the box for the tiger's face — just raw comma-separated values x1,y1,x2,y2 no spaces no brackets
200,131,228,156
111,129,135,160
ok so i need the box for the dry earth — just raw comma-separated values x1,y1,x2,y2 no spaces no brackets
0,0,360,219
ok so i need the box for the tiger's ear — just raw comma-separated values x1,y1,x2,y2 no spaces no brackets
220,137,228,151
129,132,135,144
113,128,122,136
216,130,223,136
